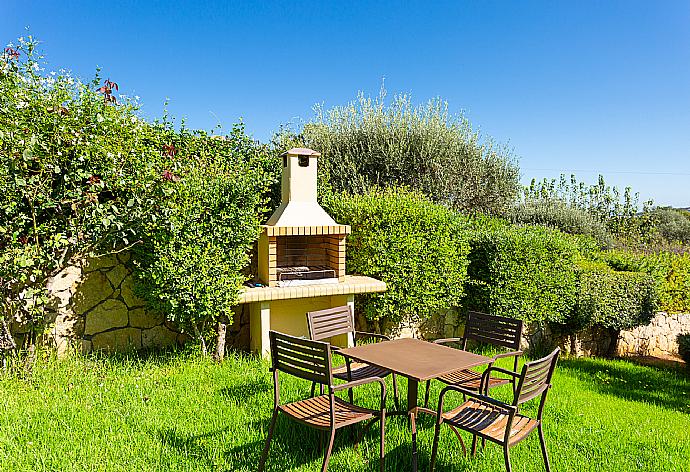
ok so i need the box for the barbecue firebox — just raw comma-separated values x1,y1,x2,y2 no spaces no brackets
258,148,349,287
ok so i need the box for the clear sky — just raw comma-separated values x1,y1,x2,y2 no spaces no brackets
3,1,689,207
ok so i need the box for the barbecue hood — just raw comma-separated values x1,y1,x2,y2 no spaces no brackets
266,148,337,227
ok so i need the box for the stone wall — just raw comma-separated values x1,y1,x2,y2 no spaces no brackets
12,252,187,355
359,308,690,360
618,312,690,358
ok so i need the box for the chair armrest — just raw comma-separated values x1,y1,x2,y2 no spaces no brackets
492,350,523,361
333,376,386,393
433,337,465,345
354,331,391,342
483,366,521,379
436,384,516,421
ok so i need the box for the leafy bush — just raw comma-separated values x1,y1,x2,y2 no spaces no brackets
677,334,690,364
132,125,275,355
464,222,580,324
599,250,690,314
573,261,657,331
507,199,612,246
0,37,164,343
648,207,690,244
322,188,471,326
289,91,520,214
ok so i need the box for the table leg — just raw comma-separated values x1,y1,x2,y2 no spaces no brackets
407,378,419,472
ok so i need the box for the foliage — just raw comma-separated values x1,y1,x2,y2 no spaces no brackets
131,125,276,352
507,199,612,247
647,207,690,244
572,261,657,331
677,334,690,365
522,174,655,241
286,90,520,214
599,250,690,314
0,37,162,341
322,188,471,326
464,222,580,324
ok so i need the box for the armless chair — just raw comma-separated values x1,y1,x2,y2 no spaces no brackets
424,311,523,408
307,306,400,409
259,331,387,472
430,347,560,472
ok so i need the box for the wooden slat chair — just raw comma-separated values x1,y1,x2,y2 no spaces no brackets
429,347,560,472
307,306,400,409
259,331,387,472
424,311,523,408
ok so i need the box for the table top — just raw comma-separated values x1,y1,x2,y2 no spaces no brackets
339,338,491,381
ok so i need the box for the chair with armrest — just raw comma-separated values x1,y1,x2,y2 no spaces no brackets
429,347,560,472
259,330,387,472
307,305,399,409
424,311,523,408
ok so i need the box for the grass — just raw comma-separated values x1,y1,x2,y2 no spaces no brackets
1,348,689,471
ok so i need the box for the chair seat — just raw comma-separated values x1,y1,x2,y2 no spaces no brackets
437,368,510,391
279,395,377,429
442,398,539,446
332,362,391,381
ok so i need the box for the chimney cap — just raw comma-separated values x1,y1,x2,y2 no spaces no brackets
281,147,321,157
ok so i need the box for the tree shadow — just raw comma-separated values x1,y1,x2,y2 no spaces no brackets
219,377,271,401
560,357,690,413
157,426,229,468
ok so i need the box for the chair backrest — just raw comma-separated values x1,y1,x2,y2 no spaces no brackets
515,347,560,405
269,330,333,386
464,311,523,351
306,305,355,342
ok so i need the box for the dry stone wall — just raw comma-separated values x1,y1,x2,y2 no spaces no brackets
618,312,690,358
37,252,185,355
360,307,690,360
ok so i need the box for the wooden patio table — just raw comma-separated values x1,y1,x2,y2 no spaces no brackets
339,338,492,472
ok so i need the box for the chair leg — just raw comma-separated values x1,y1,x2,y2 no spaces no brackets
258,409,279,472
503,444,512,472
310,381,316,398
429,420,442,472
471,435,478,456
379,413,386,472
348,387,354,405
321,428,336,472
392,374,400,410
538,424,551,472
423,379,431,408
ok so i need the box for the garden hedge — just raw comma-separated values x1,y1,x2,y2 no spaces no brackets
323,188,471,326
573,261,657,331
463,222,580,325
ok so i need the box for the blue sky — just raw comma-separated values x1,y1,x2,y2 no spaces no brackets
4,1,690,207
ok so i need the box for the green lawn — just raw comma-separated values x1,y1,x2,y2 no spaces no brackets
1,348,689,471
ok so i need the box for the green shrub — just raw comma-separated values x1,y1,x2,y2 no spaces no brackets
573,261,657,331
507,199,612,246
648,207,690,244
464,223,580,324
677,334,690,364
322,188,471,325
0,37,164,342
599,250,690,314
132,125,275,354
289,91,520,214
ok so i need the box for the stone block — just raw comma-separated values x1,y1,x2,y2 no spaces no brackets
142,325,177,349
83,254,119,272
73,271,113,315
117,251,131,264
47,265,81,298
129,308,164,329
81,339,92,353
85,299,129,335
121,275,145,308
106,263,129,289
91,328,142,351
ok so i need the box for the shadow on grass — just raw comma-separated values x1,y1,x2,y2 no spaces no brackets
560,357,690,413
219,378,271,401
158,426,230,468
